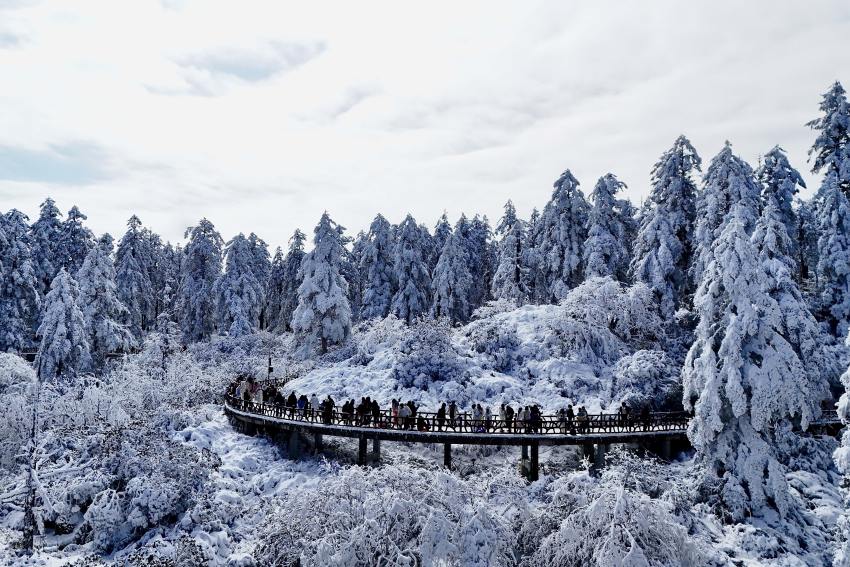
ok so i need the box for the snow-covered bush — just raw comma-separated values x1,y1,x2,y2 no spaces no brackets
393,319,466,390
610,350,680,410
462,317,522,373
0,353,36,470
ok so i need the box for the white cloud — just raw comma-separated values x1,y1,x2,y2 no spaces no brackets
0,0,848,247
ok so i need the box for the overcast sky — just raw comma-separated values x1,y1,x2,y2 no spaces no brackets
1,1,849,248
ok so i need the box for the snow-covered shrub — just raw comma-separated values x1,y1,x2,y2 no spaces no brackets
462,317,522,373
393,319,466,390
610,350,680,410
0,353,36,470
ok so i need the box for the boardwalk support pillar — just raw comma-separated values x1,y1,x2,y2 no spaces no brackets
288,430,301,460
314,433,323,454
373,438,381,462
529,442,539,482
660,437,671,461
444,443,452,469
358,435,367,466
521,444,528,461
593,443,607,474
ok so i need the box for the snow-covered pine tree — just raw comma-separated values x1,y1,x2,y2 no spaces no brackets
277,229,306,332
56,205,94,276
265,247,287,332
816,172,850,336
292,212,352,353
360,214,397,320
0,210,41,351
159,242,182,317
533,169,589,302
213,233,265,337
691,142,762,286
28,197,63,295
77,235,134,369
343,230,366,322
797,198,820,288
756,146,806,262
808,81,850,193
429,213,452,273
178,219,223,343
247,233,271,329
683,204,817,521
583,173,630,281
37,268,91,382
142,228,167,321
752,199,829,409
391,214,432,324
631,135,701,317
491,201,529,303
467,215,494,310
115,216,154,340
431,228,473,324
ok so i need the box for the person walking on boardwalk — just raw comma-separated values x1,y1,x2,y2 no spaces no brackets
399,402,411,430
310,394,320,420
498,404,506,432
448,401,457,430
436,403,446,431
505,404,514,433
485,406,492,432
566,404,575,434
287,392,297,418
577,406,588,434
371,399,381,427
640,404,651,431
391,399,399,427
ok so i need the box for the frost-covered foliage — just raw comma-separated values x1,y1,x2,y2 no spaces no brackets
178,219,223,343
532,169,589,302
342,229,366,322
520,452,708,567
684,206,820,521
360,214,397,320
77,235,134,370
0,352,36,470
432,228,474,324
292,212,352,353
467,215,494,311
817,172,850,337
37,269,91,383
255,465,522,567
583,173,631,281
631,137,702,318
393,319,466,390
808,81,850,188
0,209,41,351
213,233,264,337
797,197,820,287
391,214,431,324
29,197,63,295
492,201,530,303
115,216,155,340
757,145,805,261
691,142,762,285
611,350,680,410
56,205,95,276
430,212,452,272
266,229,306,333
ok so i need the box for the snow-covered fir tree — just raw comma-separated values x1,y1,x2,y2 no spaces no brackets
343,230,366,322
467,215,493,310
56,205,94,276
808,81,850,193
757,145,806,263
533,169,589,302
28,197,63,295
159,242,182,317
583,173,630,281
115,216,154,340
265,247,287,332
631,135,701,317
430,212,452,273
797,198,820,288
431,228,473,324
391,214,432,324
816,172,850,336
0,210,40,351
276,229,306,332
37,268,91,382
77,235,134,369
491,200,529,303
247,233,271,329
178,219,223,343
292,212,352,353
691,142,762,285
360,214,397,320
214,234,265,337
683,205,819,521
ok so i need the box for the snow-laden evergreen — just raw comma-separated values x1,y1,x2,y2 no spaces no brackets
430,212,452,272
56,205,94,276
691,142,762,286
37,268,91,382
391,214,431,324
757,146,806,263
0,210,40,351
491,201,529,303
265,247,287,332
631,136,701,317
292,213,352,353
797,197,820,287
683,205,818,521
816,172,850,336
213,233,265,337
431,228,473,324
28,197,63,295
467,215,494,309
277,229,306,332
247,233,271,329
178,219,223,343
532,169,589,302
77,235,134,369
360,214,397,320
808,81,850,191
115,216,155,340
343,230,366,322
583,173,630,281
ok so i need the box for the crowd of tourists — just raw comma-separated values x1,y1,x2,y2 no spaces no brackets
229,376,657,434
